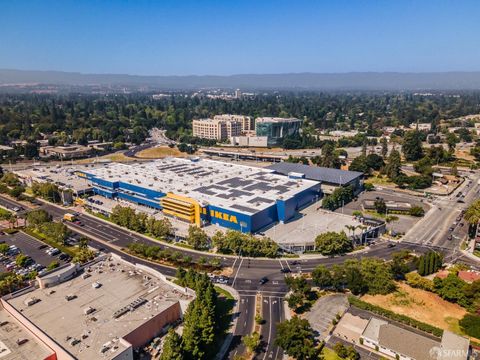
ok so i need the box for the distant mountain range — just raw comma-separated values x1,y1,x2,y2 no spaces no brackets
2,69,480,90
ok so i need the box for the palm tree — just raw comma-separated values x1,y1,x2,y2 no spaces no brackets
358,225,368,245
385,215,399,235
464,199,480,236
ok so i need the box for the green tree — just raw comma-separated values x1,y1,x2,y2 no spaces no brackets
159,329,184,360
47,260,60,270
41,222,70,245
15,254,29,268
459,314,480,339
384,149,402,180
315,231,352,255
409,206,425,217
186,225,209,250
464,199,480,235
275,316,318,360
243,332,261,354
349,155,369,174
9,186,25,199
78,236,89,249
446,132,459,152
381,137,388,158
360,258,396,295
0,244,9,254
26,209,52,228
312,265,333,288
402,130,424,161
1,173,20,187
374,197,387,214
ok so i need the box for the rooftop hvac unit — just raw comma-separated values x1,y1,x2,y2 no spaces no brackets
83,306,95,315
24,297,40,306
70,338,81,346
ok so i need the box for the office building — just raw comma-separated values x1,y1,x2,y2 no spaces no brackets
213,114,254,132
192,118,242,140
255,117,303,145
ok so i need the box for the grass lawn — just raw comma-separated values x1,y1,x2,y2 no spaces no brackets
364,175,396,187
361,282,469,336
0,207,11,217
322,348,342,360
213,286,235,355
75,152,135,164
136,146,186,159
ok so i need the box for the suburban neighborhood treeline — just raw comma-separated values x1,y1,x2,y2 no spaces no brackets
1,92,480,160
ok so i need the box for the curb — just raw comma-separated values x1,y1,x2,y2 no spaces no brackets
214,284,240,360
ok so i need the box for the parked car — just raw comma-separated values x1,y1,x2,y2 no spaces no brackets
59,253,71,261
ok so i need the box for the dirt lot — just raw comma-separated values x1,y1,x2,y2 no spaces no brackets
136,146,186,158
361,282,467,333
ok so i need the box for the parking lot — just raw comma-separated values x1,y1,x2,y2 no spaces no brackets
0,231,70,272
304,293,348,339
336,188,429,234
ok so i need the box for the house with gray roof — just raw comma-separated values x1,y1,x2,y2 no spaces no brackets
361,317,470,360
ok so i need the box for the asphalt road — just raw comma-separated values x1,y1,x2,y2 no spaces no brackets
258,296,284,360
403,170,480,253
0,194,479,360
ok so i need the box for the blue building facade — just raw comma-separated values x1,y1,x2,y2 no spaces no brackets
77,170,320,233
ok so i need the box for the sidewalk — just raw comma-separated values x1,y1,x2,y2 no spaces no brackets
214,284,240,360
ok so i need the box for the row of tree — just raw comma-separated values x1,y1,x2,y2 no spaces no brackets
321,185,354,211
110,205,173,239
212,230,279,258
314,231,353,255
126,242,221,270
312,257,400,295
160,269,229,360
416,251,443,276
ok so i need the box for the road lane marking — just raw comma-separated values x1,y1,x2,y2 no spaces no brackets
284,261,292,272
263,297,273,360
231,257,244,288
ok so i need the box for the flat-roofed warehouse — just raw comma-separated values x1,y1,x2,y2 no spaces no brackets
2,255,193,360
76,157,321,233
266,162,364,194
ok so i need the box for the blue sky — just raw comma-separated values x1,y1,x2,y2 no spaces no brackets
1,0,479,75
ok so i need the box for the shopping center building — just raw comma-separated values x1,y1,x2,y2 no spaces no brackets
76,157,321,233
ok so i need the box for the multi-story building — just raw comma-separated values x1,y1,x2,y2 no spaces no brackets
192,117,243,140
255,117,303,145
213,114,254,132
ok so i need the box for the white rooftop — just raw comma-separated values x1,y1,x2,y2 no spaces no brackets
84,158,319,214
8,256,192,360
255,117,302,123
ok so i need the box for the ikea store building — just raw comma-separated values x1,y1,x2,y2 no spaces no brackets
76,158,321,233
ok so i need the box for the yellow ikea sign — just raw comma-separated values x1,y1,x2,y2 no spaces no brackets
210,210,238,224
